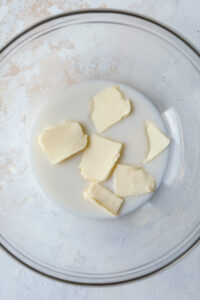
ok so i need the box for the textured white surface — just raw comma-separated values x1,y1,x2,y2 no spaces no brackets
0,0,200,299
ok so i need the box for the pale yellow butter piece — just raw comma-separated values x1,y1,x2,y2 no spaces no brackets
84,182,123,216
79,134,122,181
114,164,156,197
38,121,88,164
91,86,131,132
144,121,170,163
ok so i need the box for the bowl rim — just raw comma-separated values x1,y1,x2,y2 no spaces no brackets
1,8,200,56
0,8,200,286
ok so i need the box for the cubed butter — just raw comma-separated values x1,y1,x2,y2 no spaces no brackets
79,134,122,181
144,121,170,163
38,121,88,164
114,164,156,197
91,86,131,132
84,182,123,216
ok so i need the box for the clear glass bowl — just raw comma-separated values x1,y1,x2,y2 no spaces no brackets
0,10,200,285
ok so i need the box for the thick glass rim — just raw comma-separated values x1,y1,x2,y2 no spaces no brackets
0,9,200,286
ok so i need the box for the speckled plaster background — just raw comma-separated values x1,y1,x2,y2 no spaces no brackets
0,1,200,299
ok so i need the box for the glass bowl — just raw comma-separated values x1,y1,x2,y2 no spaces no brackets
0,10,200,285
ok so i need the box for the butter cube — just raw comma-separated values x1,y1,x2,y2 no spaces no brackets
144,121,170,163
115,164,156,197
91,86,131,132
84,182,123,216
38,121,88,164
79,134,122,181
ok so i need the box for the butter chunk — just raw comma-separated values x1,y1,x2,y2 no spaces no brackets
91,86,131,132
38,121,88,164
115,164,156,197
144,121,170,163
85,182,123,216
79,134,122,181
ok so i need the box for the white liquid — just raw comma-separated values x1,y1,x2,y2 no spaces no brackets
30,80,169,219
